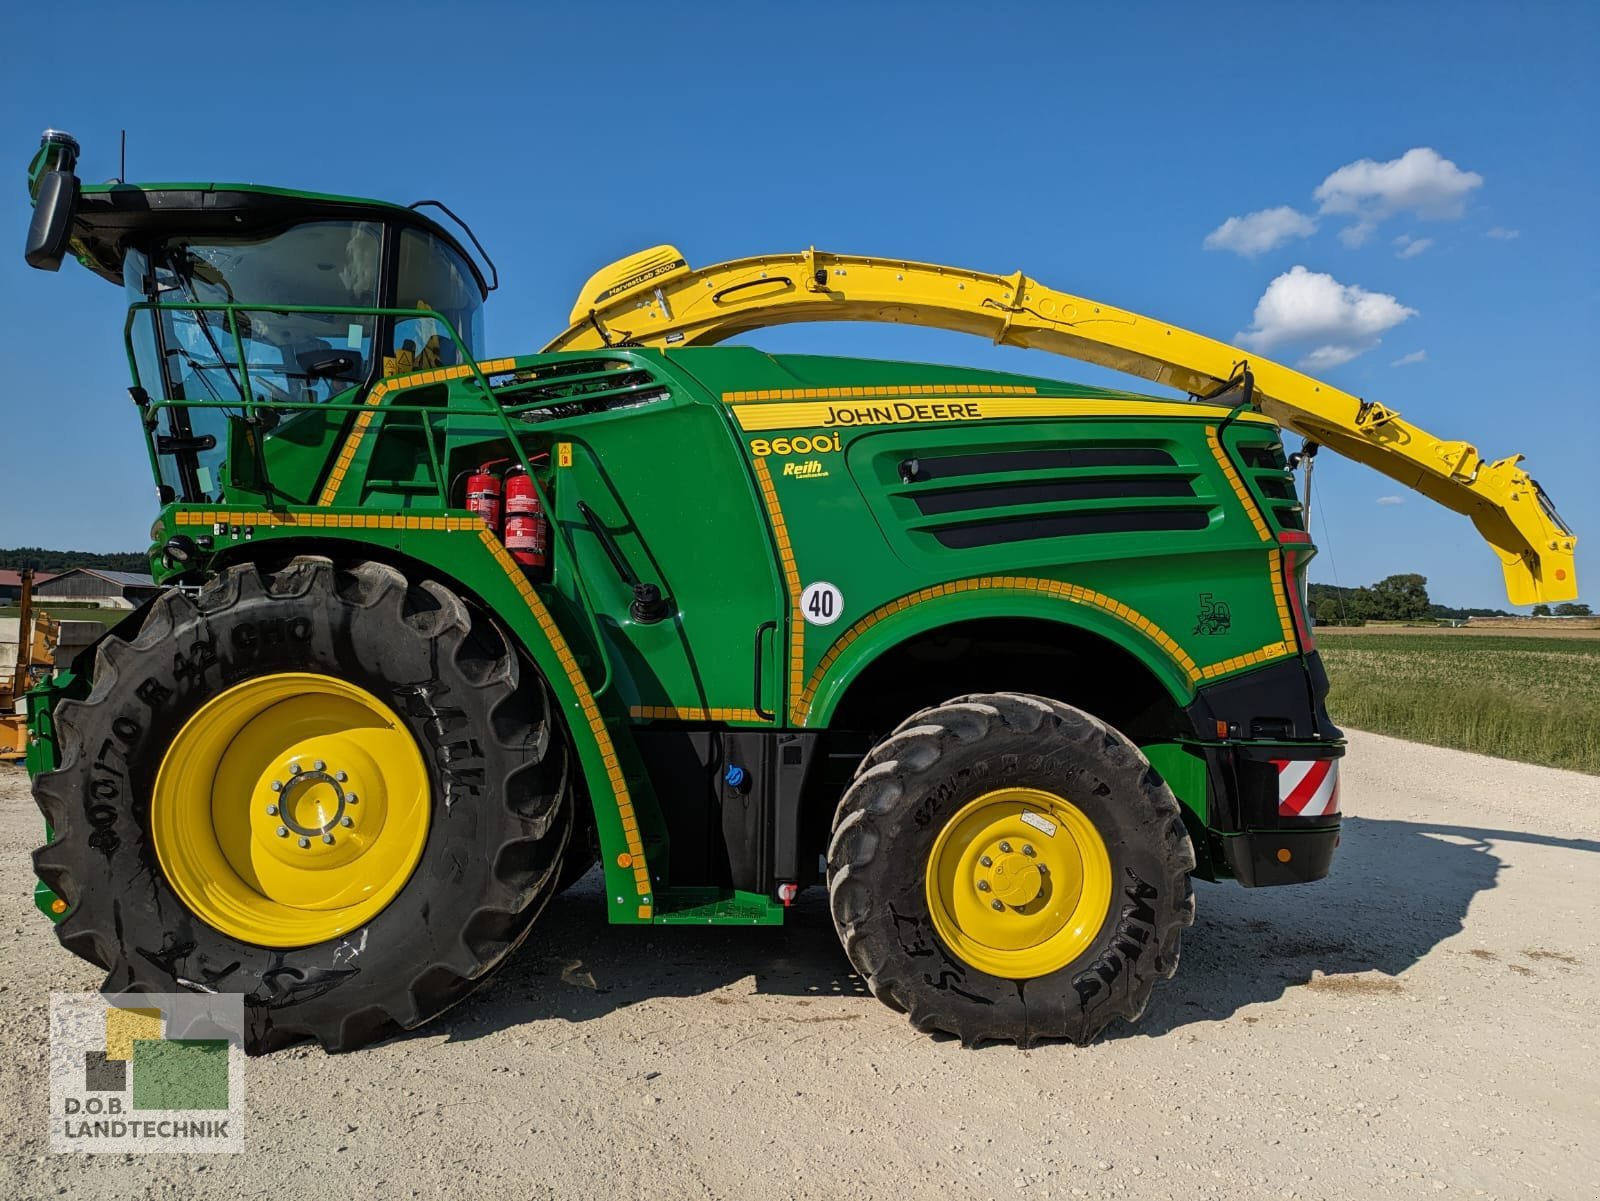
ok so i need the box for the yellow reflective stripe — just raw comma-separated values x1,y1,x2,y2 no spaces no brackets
751,457,804,724
795,576,1200,724
1206,425,1272,542
734,398,1275,432
475,530,653,910
796,574,1300,723
173,510,484,531
724,383,1038,403
629,706,766,722
1197,640,1294,681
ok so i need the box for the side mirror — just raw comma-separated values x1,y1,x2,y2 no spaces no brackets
25,169,80,271
25,130,81,272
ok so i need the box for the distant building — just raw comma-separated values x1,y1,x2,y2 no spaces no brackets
33,569,162,610
0,570,58,603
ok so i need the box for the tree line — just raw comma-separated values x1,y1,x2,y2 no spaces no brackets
0,547,148,574
1310,574,1591,625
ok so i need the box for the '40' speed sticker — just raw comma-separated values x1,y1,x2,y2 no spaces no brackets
800,581,843,626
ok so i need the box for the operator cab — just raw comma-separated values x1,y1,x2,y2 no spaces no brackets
25,132,491,504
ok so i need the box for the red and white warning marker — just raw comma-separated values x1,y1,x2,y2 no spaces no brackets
1273,758,1340,818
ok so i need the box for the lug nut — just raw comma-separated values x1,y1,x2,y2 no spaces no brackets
979,855,993,867
341,816,354,828
270,780,284,793
346,793,358,804
977,880,991,893
276,826,288,838
322,834,335,845
265,804,279,816
1022,844,1036,857
334,771,347,782
313,760,326,771
297,837,310,848
991,899,1005,912
289,763,303,775
998,840,1012,853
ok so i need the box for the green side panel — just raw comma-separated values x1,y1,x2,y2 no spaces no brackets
27,668,82,922
1141,741,1209,822
540,380,782,721
662,346,1304,726
1141,740,1215,878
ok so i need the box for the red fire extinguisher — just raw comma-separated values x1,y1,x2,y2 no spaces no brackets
502,465,549,571
464,460,505,531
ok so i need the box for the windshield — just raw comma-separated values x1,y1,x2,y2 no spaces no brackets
125,221,384,501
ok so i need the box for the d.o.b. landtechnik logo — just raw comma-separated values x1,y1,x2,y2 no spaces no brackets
49,992,246,1153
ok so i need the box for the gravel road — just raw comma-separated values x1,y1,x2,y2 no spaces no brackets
2,730,1596,1201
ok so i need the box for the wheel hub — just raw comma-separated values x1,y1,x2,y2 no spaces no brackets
261,762,359,849
975,844,1044,908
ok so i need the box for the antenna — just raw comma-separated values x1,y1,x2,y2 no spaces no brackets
119,130,126,183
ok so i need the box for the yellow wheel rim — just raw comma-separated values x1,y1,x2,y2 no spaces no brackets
151,672,430,948
925,786,1113,979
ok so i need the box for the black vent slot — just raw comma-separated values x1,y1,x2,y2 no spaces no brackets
932,507,1210,549
1271,505,1306,531
1239,443,1286,469
911,446,1175,481
1255,475,1297,501
914,475,1194,516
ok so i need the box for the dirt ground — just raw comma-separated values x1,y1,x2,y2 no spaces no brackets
2,730,1596,1201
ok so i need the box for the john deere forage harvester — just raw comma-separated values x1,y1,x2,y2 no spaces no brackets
22,130,1578,1051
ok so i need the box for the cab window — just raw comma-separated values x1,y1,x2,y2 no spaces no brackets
389,228,485,375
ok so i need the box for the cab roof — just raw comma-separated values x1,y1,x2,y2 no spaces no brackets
66,181,488,296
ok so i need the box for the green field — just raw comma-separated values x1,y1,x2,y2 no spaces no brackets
0,604,125,630
1317,633,1600,775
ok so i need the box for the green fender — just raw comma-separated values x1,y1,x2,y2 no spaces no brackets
157,514,666,925
800,585,1199,728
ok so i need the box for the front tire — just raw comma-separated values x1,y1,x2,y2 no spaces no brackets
827,692,1195,1046
32,556,573,1054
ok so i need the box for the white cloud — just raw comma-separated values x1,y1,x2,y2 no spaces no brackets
1316,147,1483,219
1376,496,1406,506
1236,265,1418,370
1204,206,1318,257
1485,226,1520,240
1391,349,1428,367
1339,221,1377,248
1300,345,1364,370
1393,234,1434,260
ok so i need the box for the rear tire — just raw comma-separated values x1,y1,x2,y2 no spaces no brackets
826,692,1195,1046
32,556,573,1054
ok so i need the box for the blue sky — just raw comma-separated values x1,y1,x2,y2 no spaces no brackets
1,1,1594,608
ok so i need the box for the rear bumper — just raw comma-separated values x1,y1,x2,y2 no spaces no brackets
1180,652,1345,886
1208,742,1344,886
1220,826,1340,887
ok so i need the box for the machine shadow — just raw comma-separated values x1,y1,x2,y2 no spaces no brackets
432,880,862,1045
1115,815,1599,1040
427,815,1599,1047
